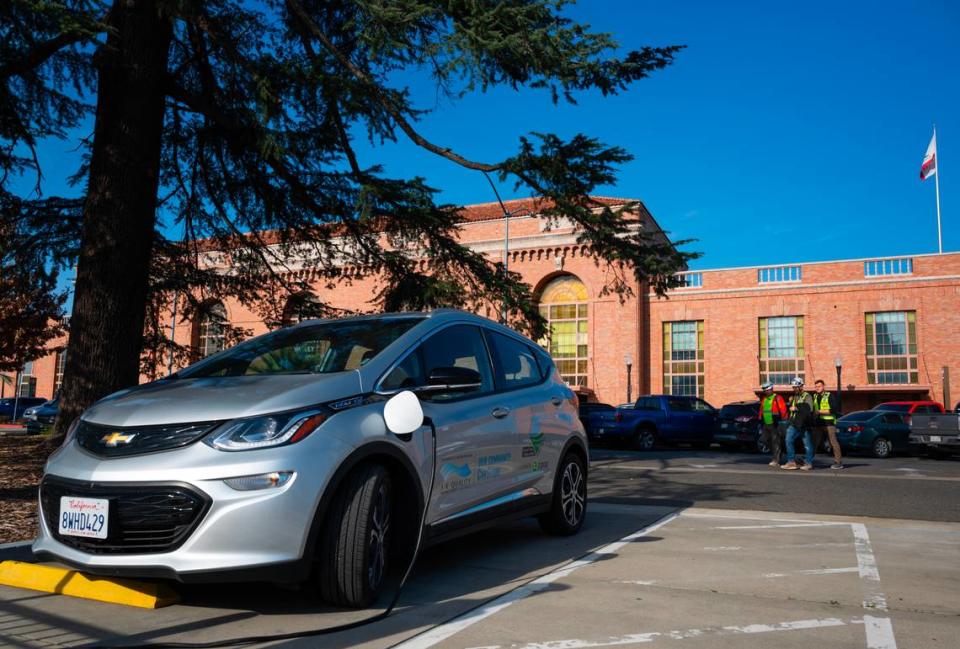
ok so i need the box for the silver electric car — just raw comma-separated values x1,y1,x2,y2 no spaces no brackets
35,310,588,606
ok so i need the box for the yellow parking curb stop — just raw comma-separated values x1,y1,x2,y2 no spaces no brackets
0,561,179,608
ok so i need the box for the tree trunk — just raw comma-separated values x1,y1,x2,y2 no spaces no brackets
54,1,172,438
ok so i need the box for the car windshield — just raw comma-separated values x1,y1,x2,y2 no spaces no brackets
873,404,910,412
840,411,878,422
179,317,423,378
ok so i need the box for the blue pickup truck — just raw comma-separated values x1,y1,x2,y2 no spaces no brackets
590,394,718,450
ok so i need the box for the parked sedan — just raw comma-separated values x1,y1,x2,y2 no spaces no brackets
24,398,59,433
835,410,911,458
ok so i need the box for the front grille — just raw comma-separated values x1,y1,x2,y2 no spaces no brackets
76,419,220,457
41,476,210,554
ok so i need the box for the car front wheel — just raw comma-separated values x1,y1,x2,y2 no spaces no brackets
539,452,587,535
317,464,393,608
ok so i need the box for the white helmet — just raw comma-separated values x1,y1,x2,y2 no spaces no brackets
790,377,804,387
760,381,774,391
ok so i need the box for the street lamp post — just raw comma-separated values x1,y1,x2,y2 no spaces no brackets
625,354,633,404
834,356,843,416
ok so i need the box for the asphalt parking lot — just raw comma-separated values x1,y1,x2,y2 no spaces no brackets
2,449,958,649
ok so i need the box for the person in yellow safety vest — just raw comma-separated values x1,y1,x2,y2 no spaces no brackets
812,379,844,469
758,381,788,467
782,377,815,471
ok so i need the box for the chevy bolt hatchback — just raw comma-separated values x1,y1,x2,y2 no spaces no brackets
35,310,588,607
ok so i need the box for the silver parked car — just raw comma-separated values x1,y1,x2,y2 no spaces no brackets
35,310,588,606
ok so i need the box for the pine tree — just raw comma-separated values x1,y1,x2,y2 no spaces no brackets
1,0,695,438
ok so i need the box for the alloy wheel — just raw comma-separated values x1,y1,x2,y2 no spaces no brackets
367,483,390,589
873,438,891,459
560,460,586,527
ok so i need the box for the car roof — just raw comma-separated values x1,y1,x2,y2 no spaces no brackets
721,400,760,406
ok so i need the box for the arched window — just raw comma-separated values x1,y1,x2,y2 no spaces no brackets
197,302,227,358
281,292,324,327
538,275,589,387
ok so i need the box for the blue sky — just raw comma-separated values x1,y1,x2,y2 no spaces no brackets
17,0,960,271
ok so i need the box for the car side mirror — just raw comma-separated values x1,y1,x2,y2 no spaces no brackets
383,390,424,435
415,366,482,394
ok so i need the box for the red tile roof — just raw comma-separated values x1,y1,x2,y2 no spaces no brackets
455,196,639,223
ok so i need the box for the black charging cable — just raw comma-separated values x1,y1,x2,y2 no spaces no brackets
79,419,438,649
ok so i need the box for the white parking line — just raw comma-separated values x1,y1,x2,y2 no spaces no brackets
463,617,858,649
712,522,847,530
762,567,860,578
850,523,898,649
392,513,680,649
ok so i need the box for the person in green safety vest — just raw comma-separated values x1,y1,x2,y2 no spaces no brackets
812,379,844,469
782,377,815,470
758,381,787,467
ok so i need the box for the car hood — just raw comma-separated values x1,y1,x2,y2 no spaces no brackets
82,372,363,427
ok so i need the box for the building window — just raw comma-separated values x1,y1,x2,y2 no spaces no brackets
865,311,918,384
53,351,67,396
758,265,802,284
197,302,228,358
662,321,704,398
18,361,36,397
282,291,325,327
676,272,703,288
538,275,589,387
864,258,913,277
759,316,804,385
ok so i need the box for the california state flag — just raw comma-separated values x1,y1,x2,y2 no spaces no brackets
920,132,937,181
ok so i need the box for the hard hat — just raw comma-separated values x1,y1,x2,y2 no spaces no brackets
760,381,774,391
791,377,804,387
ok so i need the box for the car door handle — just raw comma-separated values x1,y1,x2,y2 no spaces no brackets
491,407,511,419
551,396,562,406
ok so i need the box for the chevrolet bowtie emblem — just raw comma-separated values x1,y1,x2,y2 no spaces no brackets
101,432,137,447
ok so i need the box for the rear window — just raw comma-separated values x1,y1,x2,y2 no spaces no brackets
720,404,755,418
841,411,878,422
580,403,614,414
873,403,910,413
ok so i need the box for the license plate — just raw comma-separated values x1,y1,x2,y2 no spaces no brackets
930,435,942,443
720,422,730,429
59,497,109,539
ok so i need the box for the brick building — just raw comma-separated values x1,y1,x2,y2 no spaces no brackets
5,197,960,415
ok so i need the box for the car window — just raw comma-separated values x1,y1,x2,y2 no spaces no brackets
882,413,903,424
667,397,694,412
380,350,425,391
635,397,656,410
720,404,754,418
486,331,542,391
532,345,555,380
418,325,494,401
873,403,909,412
841,411,876,421
693,399,715,412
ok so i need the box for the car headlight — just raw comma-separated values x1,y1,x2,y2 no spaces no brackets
204,409,329,452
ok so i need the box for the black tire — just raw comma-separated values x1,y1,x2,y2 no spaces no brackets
872,437,892,459
634,427,656,452
317,464,393,608
539,452,587,535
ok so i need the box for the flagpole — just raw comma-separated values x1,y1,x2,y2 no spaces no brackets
934,124,942,254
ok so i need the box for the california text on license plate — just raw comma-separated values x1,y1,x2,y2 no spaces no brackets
59,496,109,539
